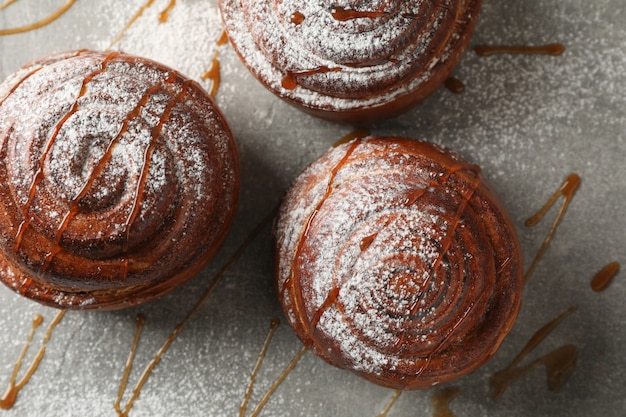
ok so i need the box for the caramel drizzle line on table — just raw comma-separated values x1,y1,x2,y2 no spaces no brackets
158,0,176,23
431,386,461,417
474,43,565,57
114,314,146,416
0,0,76,36
490,305,578,398
591,261,620,292
0,310,66,410
114,211,276,417
0,0,16,11
239,320,309,417
201,31,230,99
109,0,182,49
523,173,581,284
375,390,403,417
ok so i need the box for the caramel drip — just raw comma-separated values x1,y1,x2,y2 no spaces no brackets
240,319,280,417
375,390,403,417
0,0,17,12
444,77,465,94
524,174,580,284
114,315,146,417
108,0,156,50
490,306,578,398
201,51,221,98
285,139,362,343
217,29,229,46
290,11,305,25
13,52,121,258
0,310,66,410
406,164,482,316
432,386,461,417
360,232,378,251
114,210,276,416
158,0,176,23
331,6,388,21
122,79,191,253
591,261,620,292
474,44,565,57
247,346,308,417
0,0,76,36
281,66,342,90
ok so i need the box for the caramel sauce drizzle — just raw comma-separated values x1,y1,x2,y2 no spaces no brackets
432,386,461,417
123,78,191,252
331,6,388,21
114,314,146,417
290,11,305,25
201,51,221,98
114,211,276,416
108,0,156,50
0,310,66,410
375,390,403,417
158,0,176,23
200,31,233,99
591,261,620,292
240,319,281,417
444,77,465,94
523,174,580,284
14,52,120,259
0,0,17,12
490,306,578,397
474,43,565,57
0,0,76,36
246,346,308,417
281,66,343,90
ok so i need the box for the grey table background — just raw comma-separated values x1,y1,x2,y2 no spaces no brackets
0,1,624,416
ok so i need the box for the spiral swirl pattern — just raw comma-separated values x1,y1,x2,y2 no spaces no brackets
0,50,239,310
220,0,482,123
274,137,522,389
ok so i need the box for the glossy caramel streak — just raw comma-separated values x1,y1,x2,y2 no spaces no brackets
432,386,461,417
108,0,156,50
0,310,66,410
286,138,363,345
0,0,76,36
524,174,581,284
591,261,620,292
490,306,577,397
14,52,121,257
240,319,280,417
474,43,565,57
331,6,389,21
158,0,177,23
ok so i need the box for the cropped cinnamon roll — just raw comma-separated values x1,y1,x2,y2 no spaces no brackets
220,0,482,123
274,137,522,389
0,50,240,310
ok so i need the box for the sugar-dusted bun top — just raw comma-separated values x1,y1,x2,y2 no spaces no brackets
220,0,482,123
274,137,522,389
0,50,239,310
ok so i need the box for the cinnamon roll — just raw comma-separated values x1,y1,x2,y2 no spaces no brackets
219,0,482,124
274,137,523,389
0,50,240,310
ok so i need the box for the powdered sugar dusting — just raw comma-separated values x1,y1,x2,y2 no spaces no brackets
275,137,522,388
220,0,480,114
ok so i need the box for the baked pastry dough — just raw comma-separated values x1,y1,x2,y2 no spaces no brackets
0,50,240,310
274,136,522,389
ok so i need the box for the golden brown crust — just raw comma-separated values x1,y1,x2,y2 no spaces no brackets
274,137,522,389
0,50,240,310
219,1,482,124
